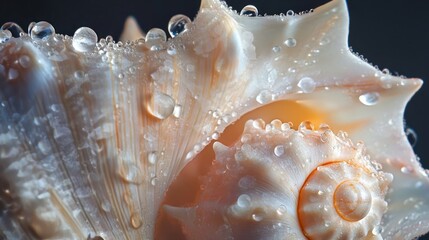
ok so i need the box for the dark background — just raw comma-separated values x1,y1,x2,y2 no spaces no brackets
1,0,428,239
1,0,427,170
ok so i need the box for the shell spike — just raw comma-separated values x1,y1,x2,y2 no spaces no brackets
120,16,144,42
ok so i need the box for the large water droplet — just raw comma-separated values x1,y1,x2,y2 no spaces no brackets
297,77,316,93
147,91,175,119
0,30,12,43
30,21,55,40
148,151,157,165
240,5,258,17
145,28,166,51
130,212,142,229
1,22,24,38
19,55,31,68
168,14,191,38
284,37,297,47
72,27,98,52
359,92,379,106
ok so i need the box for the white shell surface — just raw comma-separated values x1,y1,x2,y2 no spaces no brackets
165,120,392,240
0,0,427,239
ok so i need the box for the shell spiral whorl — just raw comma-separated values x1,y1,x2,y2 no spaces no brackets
165,120,392,240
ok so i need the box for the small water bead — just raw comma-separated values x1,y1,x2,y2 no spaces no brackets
17,55,31,68
286,10,295,16
8,68,18,80
236,194,251,208
0,30,12,43
72,27,98,52
30,21,55,40
1,22,24,38
147,91,175,119
145,28,166,51
272,46,281,53
405,128,417,147
297,77,316,93
240,5,258,17
173,104,182,118
168,14,191,38
130,212,142,229
274,145,284,157
284,37,297,47
256,90,273,104
148,151,157,165
167,45,177,55
359,92,380,106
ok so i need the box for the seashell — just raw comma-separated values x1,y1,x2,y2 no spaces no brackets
0,0,427,239
163,120,392,239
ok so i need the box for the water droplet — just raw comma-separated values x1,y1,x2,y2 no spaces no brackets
284,38,297,47
145,28,166,50
30,21,55,40
274,145,284,157
72,27,98,52
7,68,18,80
286,10,295,16
276,205,286,216
148,151,157,165
0,30,12,43
150,177,157,186
240,5,258,17
120,163,143,184
211,131,220,140
359,92,379,106
168,14,191,38
18,55,31,68
405,128,417,147
252,212,264,222
272,46,281,53
297,77,316,93
101,201,111,212
27,22,36,34
1,22,24,38
256,90,273,104
236,194,251,208
238,176,256,189
299,121,314,131
167,45,177,55
130,212,142,229
318,190,324,195
147,91,175,119
173,104,182,118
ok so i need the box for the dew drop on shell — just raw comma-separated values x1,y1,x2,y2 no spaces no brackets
30,21,55,40
256,90,273,104
28,22,36,34
1,22,24,38
72,27,98,52
286,10,295,16
146,91,175,119
148,151,158,165
297,77,316,93
168,14,191,38
145,28,166,51
405,128,417,147
18,55,31,68
240,5,258,17
0,30,12,43
284,37,297,47
274,145,284,157
359,92,380,106
236,194,251,208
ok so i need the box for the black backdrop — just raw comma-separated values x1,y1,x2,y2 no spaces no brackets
1,0,429,238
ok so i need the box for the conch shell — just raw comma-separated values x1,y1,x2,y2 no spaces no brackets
0,0,427,239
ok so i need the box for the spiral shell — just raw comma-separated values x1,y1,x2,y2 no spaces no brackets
165,120,392,240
